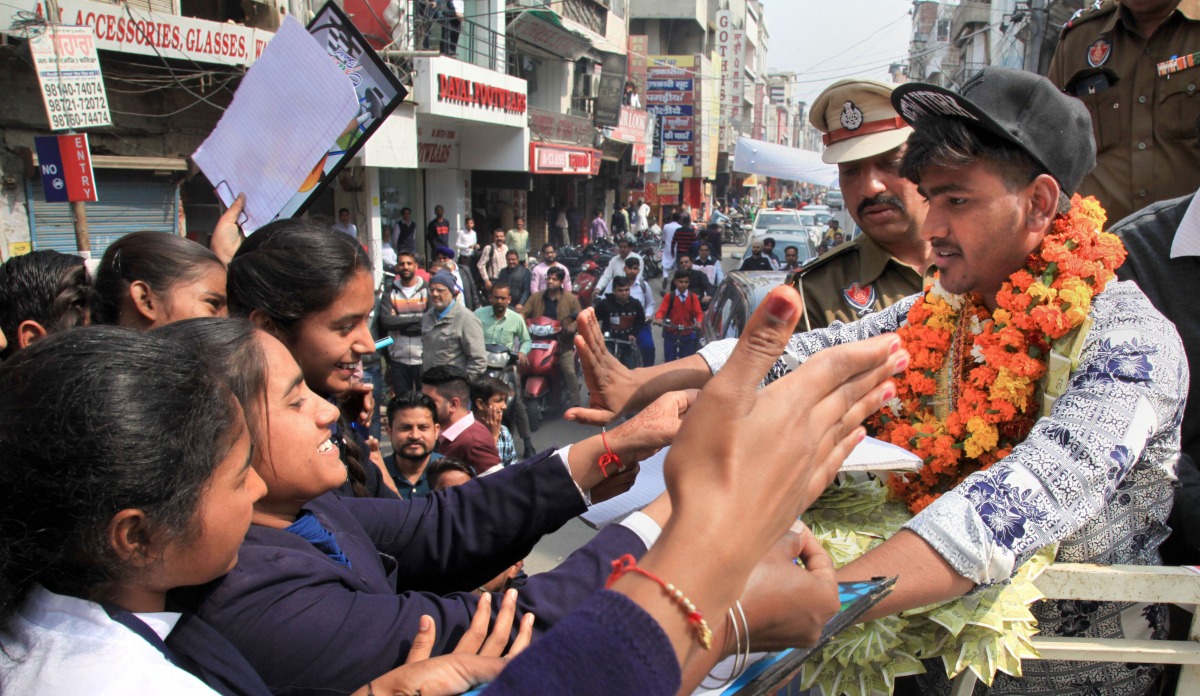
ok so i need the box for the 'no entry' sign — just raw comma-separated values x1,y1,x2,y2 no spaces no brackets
34,133,97,203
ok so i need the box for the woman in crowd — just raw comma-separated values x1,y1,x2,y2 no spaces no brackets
94,231,228,329
0,249,92,359
225,220,398,499
0,327,530,695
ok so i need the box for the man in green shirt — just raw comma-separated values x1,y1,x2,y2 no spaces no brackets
474,284,536,457
505,217,531,264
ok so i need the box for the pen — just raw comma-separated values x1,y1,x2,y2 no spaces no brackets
375,336,394,351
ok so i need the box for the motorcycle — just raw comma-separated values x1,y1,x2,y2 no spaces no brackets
573,259,602,309
483,343,519,409
636,238,663,279
521,316,564,431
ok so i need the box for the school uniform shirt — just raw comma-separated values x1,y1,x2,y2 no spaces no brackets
186,451,659,696
455,228,477,258
0,586,216,695
655,290,703,329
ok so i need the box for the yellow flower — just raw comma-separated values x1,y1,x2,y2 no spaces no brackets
1058,277,1092,310
964,417,999,459
989,368,1031,407
1027,281,1056,304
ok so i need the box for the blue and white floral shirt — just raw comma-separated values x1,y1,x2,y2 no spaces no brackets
698,280,1187,695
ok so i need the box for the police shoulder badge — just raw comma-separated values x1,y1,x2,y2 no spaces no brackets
840,101,864,131
1087,38,1111,67
842,282,877,316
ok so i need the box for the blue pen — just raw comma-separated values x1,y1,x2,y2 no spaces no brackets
375,336,394,351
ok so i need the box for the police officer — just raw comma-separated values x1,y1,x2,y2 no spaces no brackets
1048,0,1200,224
795,78,933,331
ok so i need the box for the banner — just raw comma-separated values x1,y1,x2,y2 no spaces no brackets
594,51,626,128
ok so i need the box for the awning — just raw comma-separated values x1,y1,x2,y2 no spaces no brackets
732,137,837,187
508,10,593,61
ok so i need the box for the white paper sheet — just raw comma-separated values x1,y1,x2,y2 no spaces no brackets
193,16,360,233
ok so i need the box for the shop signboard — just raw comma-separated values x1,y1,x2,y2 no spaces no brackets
414,56,528,129
529,142,598,175
647,55,696,170
594,50,626,128
28,25,111,130
612,106,648,144
529,107,593,146
4,0,269,67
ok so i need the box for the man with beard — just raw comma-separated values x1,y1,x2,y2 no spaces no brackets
529,243,573,293
376,250,429,395
383,391,443,499
793,78,934,331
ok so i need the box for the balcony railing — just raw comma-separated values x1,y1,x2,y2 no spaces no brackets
391,2,507,74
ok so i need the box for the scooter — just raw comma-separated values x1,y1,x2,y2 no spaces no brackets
573,259,602,309
483,343,519,408
521,316,563,431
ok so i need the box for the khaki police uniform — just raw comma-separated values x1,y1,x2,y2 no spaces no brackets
790,234,925,331
1048,0,1200,224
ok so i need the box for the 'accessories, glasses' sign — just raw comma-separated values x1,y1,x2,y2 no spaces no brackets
438,74,527,115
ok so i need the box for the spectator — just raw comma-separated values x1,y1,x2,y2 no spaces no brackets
426,205,450,261
471,376,519,469
739,241,775,271
391,206,417,252
440,0,463,56
831,231,846,247
709,203,730,227
675,253,712,310
654,270,703,362
0,250,92,359
589,209,610,242
384,391,443,499
593,275,646,370
555,208,571,247
621,79,641,108
522,266,583,409
455,215,478,266
421,271,486,378
421,365,501,473
611,204,630,240
333,207,357,238
823,218,842,245
761,237,782,269
94,231,226,329
703,222,723,259
530,243,573,294
477,229,508,294
595,237,643,296
497,250,531,312
636,198,651,233
671,212,697,262
505,217,530,264
621,256,657,367
783,245,803,271
432,249,478,310
647,215,662,238
377,251,428,396
660,211,681,292
474,284,536,458
693,242,724,288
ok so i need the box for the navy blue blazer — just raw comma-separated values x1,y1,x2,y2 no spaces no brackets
185,450,647,696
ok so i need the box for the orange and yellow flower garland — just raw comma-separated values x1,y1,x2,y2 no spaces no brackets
871,195,1126,513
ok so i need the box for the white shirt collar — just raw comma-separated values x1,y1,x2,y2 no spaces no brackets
1170,193,1200,258
442,411,476,441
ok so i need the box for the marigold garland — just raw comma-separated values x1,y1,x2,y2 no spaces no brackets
871,195,1125,513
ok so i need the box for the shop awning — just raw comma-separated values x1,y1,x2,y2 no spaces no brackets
732,137,837,188
508,10,593,61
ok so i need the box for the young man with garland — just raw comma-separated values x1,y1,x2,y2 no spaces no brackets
570,67,1187,695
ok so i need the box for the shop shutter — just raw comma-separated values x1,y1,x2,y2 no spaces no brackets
29,173,178,257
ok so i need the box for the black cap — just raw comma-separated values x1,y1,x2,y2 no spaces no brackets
890,67,1095,196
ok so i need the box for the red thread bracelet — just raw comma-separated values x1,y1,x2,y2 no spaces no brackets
598,427,624,478
605,554,713,649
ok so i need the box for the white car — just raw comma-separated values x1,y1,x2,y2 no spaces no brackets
751,209,802,236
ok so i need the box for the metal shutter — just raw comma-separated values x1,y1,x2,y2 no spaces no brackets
28,173,178,257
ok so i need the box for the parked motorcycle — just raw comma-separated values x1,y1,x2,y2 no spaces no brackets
573,259,602,309
521,316,563,431
636,238,663,279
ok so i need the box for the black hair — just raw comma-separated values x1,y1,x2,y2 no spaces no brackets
611,275,631,289
95,231,224,326
763,237,776,246
618,237,632,247
505,249,519,258
546,266,565,281
785,245,799,255
397,250,418,262
673,270,690,282
515,216,525,223
471,376,512,410
427,457,476,486
387,390,438,424
677,252,692,262
465,216,474,223
542,242,555,252
624,256,641,268
154,318,268,448
680,212,692,226
339,208,350,215
226,219,373,496
422,365,471,406
0,326,241,626
900,115,1070,213
227,219,372,330
401,207,412,215
0,250,94,359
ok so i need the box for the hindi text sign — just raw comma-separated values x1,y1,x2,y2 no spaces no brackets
29,25,111,130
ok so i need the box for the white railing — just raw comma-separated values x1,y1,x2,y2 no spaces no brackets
950,564,1200,696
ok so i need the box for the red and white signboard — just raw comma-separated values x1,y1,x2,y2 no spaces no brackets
530,142,598,175
34,133,97,202
29,25,111,130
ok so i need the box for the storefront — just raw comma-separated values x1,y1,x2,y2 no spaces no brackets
528,141,600,245
410,56,529,256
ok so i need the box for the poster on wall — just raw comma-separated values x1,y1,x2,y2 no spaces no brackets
275,0,408,220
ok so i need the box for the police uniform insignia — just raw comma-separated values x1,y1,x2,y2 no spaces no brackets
842,282,876,316
1087,38,1111,67
840,101,864,130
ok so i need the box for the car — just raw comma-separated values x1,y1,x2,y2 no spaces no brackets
751,209,802,236
702,270,791,343
729,227,820,266
826,190,844,210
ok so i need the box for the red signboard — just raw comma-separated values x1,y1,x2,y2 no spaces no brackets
530,142,598,175
612,106,649,144
35,133,97,202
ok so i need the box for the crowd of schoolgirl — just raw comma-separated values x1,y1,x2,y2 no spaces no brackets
0,216,904,695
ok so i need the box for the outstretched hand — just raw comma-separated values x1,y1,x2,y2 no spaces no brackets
567,307,640,425
363,590,534,696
